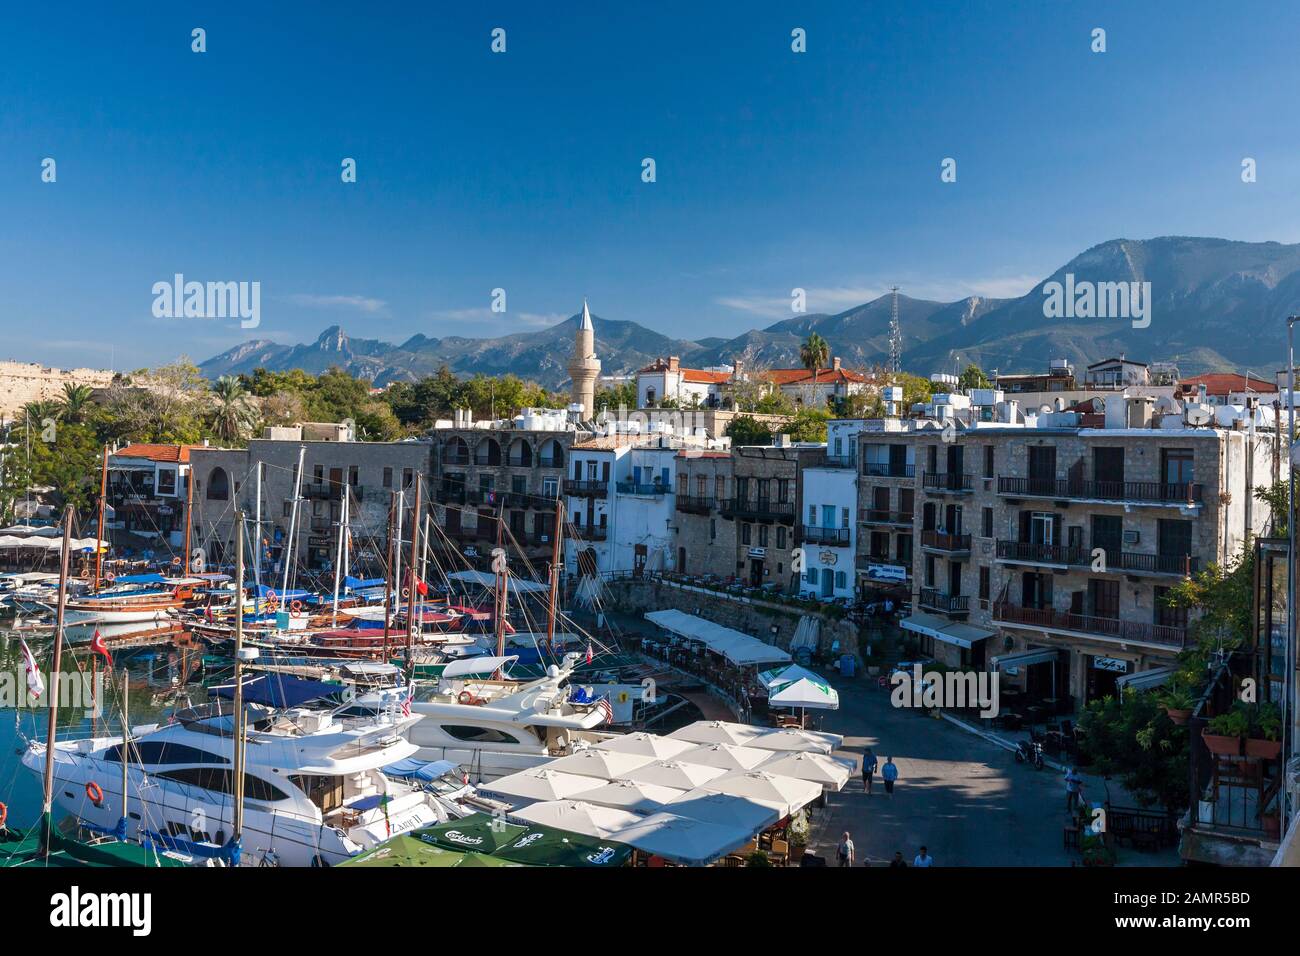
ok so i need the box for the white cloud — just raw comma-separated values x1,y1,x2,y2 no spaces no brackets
283,293,387,313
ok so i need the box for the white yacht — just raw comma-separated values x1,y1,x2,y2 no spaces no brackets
401,654,620,782
22,679,450,867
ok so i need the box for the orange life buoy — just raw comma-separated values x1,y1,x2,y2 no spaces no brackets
85,781,104,806
171,556,182,566
456,690,482,706
290,600,304,614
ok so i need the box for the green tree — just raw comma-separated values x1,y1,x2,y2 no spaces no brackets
957,363,991,390
1077,691,1189,811
725,415,773,446
787,408,829,443
58,383,95,424
209,375,257,444
595,379,637,412
799,333,830,400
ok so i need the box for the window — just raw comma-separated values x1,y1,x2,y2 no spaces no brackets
543,476,558,498
982,507,993,538
984,445,994,478
841,507,850,528
403,468,414,488
1089,579,1120,619
776,526,786,548
715,476,726,500
383,467,393,488
742,523,752,545
512,474,527,494
777,479,790,503
158,470,176,496
102,742,228,765
896,535,912,565
835,571,847,589
155,768,288,803
979,567,990,602
1154,586,1189,628
282,502,292,518
443,725,520,745
349,466,359,486
206,468,230,501
759,525,768,547
925,555,935,587
710,519,716,541
808,505,817,525
313,465,323,483
1161,448,1194,485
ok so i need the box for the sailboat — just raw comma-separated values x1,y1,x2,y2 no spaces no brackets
1,505,181,868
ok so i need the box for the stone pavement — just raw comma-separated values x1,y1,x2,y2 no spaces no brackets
595,606,1179,868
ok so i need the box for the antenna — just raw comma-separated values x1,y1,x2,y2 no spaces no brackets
888,286,902,374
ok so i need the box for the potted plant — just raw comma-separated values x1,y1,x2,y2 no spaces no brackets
1202,707,1246,756
1158,686,1195,726
1244,702,1283,760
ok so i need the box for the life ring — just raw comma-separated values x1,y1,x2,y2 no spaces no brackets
85,781,104,806
171,556,182,567
105,571,116,583
265,589,277,603
290,600,304,614
456,690,483,706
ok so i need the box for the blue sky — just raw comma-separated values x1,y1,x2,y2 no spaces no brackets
2,1,1298,370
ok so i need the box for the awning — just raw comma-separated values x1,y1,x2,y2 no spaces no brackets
209,674,341,708
991,648,1061,672
899,612,948,639
933,622,996,649
382,758,458,782
644,609,791,667
441,655,519,678
447,569,550,593
1116,666,1175,692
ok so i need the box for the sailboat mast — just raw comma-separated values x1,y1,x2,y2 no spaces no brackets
252,461,263,605
183,456,194,573
117,668,130,838
281,445,306,598
545,496,563,651
231,511,247,853
40,504,75,844
382,492,396,662
331,484,347,627
406,479,421,658
94,444,108,592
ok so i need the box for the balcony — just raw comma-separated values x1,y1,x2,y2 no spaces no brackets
538,456,564,469
565,524,608,541
504,492,533,509
997,476,1203,506
303,482,349,500
859,508,914,528
862,463,915,479
441,450,470,466
995,540,1200,576
992,601,1187,649
675,495,715,515
801,525,850,546
507,454,534,468
564,479,608,497
723,498,796,523
921,530,971,554
446,525,492,542
921,472,973,493
820,454,857,469
436,486,467,505
616,481,669,496
918,588,970,615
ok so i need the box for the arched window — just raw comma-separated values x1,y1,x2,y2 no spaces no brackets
476,438,502,466
207,467,230,501
443,437,469,465
646,387,656,406
540,440,564,469
509,439,533,467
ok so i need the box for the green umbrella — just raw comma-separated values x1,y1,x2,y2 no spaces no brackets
417,813,528,854
491,825,633,868
340,836,469,867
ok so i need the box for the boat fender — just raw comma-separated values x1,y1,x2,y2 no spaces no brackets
85,781,105,806
0,801,7,828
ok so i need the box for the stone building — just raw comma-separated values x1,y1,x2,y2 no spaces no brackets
727,442,825,592
671,451,736,577
568,301,601,420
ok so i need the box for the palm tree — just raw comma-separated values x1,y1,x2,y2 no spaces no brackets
799,333,830,406
59,383,95,423
210,376,256,444
20,400,61,431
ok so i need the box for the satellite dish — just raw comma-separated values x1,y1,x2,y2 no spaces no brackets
1186,405,1213,427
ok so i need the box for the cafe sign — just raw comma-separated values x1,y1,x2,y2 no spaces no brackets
1092,656,1129,673
819,550,837,566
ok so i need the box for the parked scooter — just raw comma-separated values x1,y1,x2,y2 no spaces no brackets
1014,738,1045,769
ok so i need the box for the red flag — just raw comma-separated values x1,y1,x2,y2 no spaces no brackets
416,580,428,597
90,629,114,669
585,642,594,664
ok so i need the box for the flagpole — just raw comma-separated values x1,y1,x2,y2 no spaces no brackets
94,444,108,592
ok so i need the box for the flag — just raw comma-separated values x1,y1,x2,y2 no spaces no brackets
585,642,594,664
90,629,114,668
19,638,44,703
416,579,428,597
594,697,614,725
400,687,414,717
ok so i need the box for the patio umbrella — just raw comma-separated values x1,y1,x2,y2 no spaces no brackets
569,778,686,814
622,759,729,790
745,727,835,754
602,812,752,866
666,789,782,832
703,770,822,817
757,663,824,690
512,800,643,840
676,742,773,772
667,720,765,747
758,751,853,791
593,731,696,760
413,812,528,853
768,676,840,711
480,769,601,804
543,748,654,780
491,825,634,868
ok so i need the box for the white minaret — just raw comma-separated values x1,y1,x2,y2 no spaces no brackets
568,299,600,419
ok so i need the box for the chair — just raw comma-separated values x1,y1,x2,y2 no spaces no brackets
771,838,790,865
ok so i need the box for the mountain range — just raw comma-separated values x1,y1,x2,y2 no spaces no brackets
200,237,1300,388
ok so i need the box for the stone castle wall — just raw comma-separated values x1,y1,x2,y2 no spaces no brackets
0,361,117,419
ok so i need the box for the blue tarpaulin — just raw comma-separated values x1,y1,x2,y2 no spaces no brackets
113,572,166,584
382,758,458,782
348,794,391,812
208,674,340,708
251,584,312,600
82,586,168,601
344,576,385,590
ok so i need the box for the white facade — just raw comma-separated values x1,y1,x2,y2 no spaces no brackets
798,464,857,601
565,443,680,577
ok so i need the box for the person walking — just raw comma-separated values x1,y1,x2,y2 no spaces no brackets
836,831,855,868
861,748,878,794
913,846,934,867
881,756,899,795
888,851,908,868
1064,766,1083,814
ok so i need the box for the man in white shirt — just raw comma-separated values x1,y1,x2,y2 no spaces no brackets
913,846,934,867
836,831,855,867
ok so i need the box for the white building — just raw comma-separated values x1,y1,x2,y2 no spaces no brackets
636,357,731,409
797,420,862,601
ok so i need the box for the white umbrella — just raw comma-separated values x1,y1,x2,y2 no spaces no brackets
704,770,822,817
745,728,835,754
594,732,696,760
758,751,853,791
604,812,752,866
543,748,654,780
623,759,729,790
569,779,686,814
479,768,597,803
668,720,765,747
512,800,643,839
677,742,773,772
769,676,839,711
667,789,782,831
